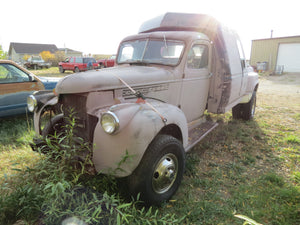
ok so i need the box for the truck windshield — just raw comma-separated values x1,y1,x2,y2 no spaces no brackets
117,39,184,66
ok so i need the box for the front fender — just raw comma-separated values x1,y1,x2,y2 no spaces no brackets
92,101,188,177
32,91,58,135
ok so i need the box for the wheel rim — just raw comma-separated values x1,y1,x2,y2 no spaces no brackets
152,153,178,194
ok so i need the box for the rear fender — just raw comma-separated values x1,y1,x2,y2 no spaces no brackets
92,101,188,177
240,72,259,104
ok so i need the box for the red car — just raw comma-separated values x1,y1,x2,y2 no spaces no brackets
97,55,116,68
59,57,99,73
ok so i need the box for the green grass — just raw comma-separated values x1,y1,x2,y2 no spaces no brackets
0,73,299,224
29,66,72,77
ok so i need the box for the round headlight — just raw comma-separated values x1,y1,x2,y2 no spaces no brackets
101,111,119,134
27,95,37,112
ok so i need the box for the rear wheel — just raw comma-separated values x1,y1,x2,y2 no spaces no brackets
127,135,185,205
232,91,256,120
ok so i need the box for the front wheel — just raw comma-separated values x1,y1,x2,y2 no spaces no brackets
33,114,65,154
42,114,65,138
59,66,65,73
127,135,185,205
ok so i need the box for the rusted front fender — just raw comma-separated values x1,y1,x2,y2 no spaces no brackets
92,101,188,177
31,91,59,135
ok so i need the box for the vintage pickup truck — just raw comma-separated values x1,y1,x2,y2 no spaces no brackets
24,56,51,70
27,13,259,205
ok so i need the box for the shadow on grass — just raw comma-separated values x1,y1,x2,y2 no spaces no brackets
172,115,300,225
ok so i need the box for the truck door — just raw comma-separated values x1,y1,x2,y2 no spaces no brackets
69,57,75,70
63,58,71,70
180,43,211,122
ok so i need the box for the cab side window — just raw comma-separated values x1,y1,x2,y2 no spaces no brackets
187,45,208,69
75,57,83,63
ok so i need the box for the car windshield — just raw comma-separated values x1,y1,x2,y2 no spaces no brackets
117,38,184,66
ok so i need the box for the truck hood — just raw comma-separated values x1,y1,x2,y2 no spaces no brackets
55,66,175,94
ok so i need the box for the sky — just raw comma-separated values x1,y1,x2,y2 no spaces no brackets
1,0,300,59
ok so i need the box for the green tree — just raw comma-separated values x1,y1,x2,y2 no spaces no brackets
0,45,7,59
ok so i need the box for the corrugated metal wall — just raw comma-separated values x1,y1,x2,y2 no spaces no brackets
250,36,300,71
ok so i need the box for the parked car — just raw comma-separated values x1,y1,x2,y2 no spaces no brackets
59,57,99,73
24,56,51,69
97,55,116,68
28,13,258,205
0,60,60,117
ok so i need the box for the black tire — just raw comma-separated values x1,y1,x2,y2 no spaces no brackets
232,91,256,120
36,114,65,154
42,114,65,137
74,67,80,73
127,134,185,205
59,66,65,73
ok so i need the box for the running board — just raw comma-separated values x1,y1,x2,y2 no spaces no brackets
186,121,218,152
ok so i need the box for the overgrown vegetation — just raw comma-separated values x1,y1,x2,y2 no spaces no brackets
0,74,299,224
0,112,182,225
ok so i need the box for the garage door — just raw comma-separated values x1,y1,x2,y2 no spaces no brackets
276,43,300,73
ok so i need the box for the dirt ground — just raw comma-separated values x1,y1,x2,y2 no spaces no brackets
257,73,300,109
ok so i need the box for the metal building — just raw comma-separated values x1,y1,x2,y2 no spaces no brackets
250,35,300,73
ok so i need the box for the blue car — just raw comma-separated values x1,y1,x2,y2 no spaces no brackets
0,60,60,117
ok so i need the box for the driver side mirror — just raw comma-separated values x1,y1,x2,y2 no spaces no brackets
29,75,36,82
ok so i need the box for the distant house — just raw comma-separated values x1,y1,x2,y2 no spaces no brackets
250,35,300,73
8,42,58,62
58,48,82,58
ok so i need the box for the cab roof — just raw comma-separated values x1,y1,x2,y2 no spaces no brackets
138,12,243,76
138,12,220,39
